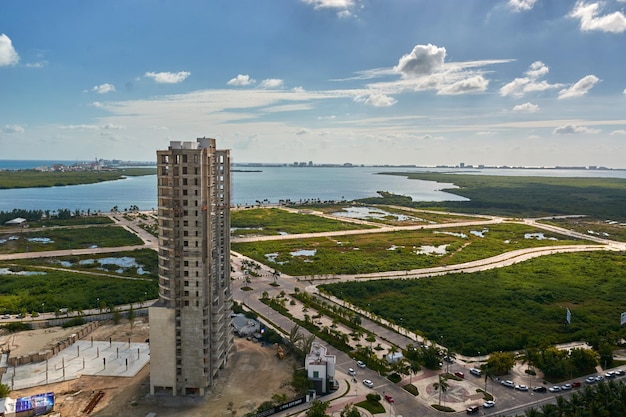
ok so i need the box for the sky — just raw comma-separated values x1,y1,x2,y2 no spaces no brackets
1,0,626,167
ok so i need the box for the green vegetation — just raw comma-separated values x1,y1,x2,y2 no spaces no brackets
355,394,385,414
0,225,144,253
0,266,157,314
232,223,589,276
6,249,158,280
542,217,626,243
309,203,482,226
0,168,156,189
319,251,626,355
231,207,373,236
509,380,626,417
372,173,626,221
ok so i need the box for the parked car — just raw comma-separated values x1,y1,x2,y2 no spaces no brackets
362,379,374,388
356,361,366,368
1,314,10,319
533,386,547,393
348,368,356,376
483,400,495,408
605,371,616,379
561,383,572,391
595,375,604,382
466,405,479,414
469,368,482,377
572,381,581,388
454,371,465,379
549,386,561,392
500,380,515,388
515,384,529,391
585,376,597,384
384,393,394,404
615,369,626,376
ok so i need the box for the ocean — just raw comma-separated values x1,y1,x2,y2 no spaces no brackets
1,160,625,213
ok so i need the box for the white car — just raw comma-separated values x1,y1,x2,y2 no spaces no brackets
561,383,572,390
500,380,515,388
483,400,495,408
549,386,561,393
515,384,529,391
356,360,366,368
348,368,356,376
363,379,374,388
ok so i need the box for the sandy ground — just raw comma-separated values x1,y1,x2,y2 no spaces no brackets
2,320,295,417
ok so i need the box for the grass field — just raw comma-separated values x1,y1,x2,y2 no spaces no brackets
232,222,590,276
0,225,144,254
231,207,375,236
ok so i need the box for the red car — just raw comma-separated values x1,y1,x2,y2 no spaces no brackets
384,393,394,404
454,371,465,379
572,381,581,388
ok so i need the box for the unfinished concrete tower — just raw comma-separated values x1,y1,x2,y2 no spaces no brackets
149,138,233,396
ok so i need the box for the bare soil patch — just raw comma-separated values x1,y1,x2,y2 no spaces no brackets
5,321,295,417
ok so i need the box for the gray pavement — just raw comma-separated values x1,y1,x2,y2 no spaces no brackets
1,340,150,391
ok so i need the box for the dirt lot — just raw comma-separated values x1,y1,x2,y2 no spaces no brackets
3,320,296,417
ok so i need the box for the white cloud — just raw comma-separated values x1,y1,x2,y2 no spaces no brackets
508,0,539,12
437,75,489,95
227,74,256,86
512,102,540,113
301,0,354,9
623,88,626,95
610,129,626,135
500,61,563,97
144,71,191,84
301,0,358,18
258,78,284,89
25,61,47,68
92,83,116,94
0,34,19,66
553,124,601,134
3,124,25,133
354,93,397,107
569,1,626,33
395,44,446,77
295,128,311,135
59,124,99,130
101,123,124,130
558,74,599,99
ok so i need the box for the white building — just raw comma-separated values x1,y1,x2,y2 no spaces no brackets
304,342,336,394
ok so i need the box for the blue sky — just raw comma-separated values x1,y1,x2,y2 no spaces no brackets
1,0,626,167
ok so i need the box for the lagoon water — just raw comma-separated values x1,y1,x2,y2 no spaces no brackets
1,160,625,212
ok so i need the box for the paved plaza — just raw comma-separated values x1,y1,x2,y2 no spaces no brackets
1,340,150,391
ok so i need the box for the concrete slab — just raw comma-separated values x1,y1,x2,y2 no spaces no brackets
1,340,150,391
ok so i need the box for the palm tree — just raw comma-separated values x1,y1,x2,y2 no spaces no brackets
288,325,304,352
433,374,449,406
443,347,456,373
481,363,495,396
407,358,421,385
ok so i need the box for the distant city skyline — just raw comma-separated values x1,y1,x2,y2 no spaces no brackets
1,1,626,167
